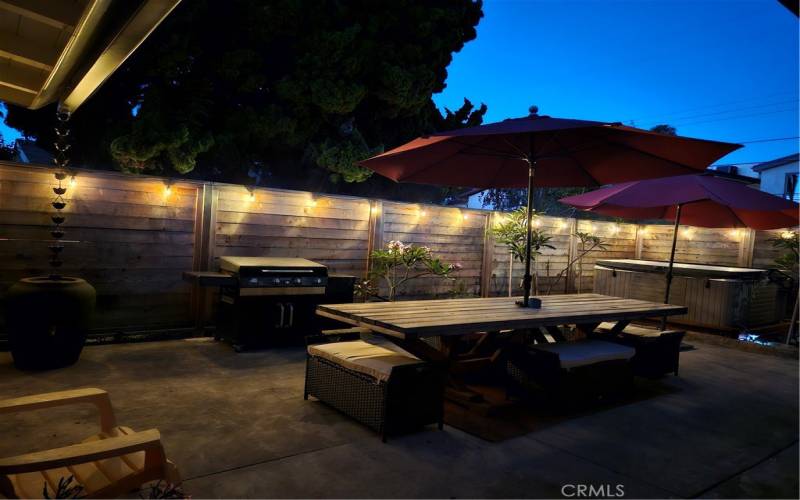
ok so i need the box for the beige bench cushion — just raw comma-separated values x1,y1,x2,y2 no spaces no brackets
533,340,635,370
308,341,422,382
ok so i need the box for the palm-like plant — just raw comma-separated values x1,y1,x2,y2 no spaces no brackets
575,231,607,292
492,208,555,294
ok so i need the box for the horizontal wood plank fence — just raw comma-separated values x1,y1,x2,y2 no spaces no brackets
0,161,792,336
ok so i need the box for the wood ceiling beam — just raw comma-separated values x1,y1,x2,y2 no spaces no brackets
0,0,79,31
0,85,34,107
0,58,46,93
0,30,58,71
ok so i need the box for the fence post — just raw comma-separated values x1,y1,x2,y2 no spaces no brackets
480,212,495,297
365,199,384,279
565,217,578,293
634,224,644,260
190,183,217,333
738,228,756,267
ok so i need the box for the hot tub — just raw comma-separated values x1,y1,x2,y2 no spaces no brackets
593,259,787,330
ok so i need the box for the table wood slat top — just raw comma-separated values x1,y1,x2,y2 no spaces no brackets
317,294,688,338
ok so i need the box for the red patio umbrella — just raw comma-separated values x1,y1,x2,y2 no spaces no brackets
559,173,799,327
359,111,741,307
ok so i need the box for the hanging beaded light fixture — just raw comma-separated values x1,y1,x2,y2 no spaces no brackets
50,109,71,278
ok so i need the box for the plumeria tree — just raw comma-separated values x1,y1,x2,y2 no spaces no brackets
369,240,461,301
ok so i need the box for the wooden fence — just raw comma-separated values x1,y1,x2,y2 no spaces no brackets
0,161,792,335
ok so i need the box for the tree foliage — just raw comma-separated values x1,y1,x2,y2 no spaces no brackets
4,0,485,197
649,124,677,136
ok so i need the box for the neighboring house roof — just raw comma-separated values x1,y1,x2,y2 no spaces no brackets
14,139,53,165
707,164,760,183
752,153,800,173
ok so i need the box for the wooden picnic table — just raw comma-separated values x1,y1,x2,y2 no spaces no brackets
316,293,688,410
317,293,687,340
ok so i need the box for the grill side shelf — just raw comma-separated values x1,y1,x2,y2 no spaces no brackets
183,271,238,287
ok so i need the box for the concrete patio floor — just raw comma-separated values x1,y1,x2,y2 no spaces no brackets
0,337,797,499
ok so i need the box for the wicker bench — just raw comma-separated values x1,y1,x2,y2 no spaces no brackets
304,333,444,442
593,323,685,378
506,340,635,404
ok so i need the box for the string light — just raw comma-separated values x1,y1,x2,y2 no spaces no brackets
69,176,77,188
163,184,172,198
308,199,318,208
728,229,741,240
462,213,469,221
610,224,620,235
419,209,427,217
247,189,256,202
533,218,542,227
781,231,794,240
370,205,379,214
681,227,693,239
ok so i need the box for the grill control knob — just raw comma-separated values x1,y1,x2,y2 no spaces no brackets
272,278,281,284
294,278,302,284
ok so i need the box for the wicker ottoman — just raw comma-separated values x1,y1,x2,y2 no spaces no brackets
506,340,635,405
593,323,685,378
304,335,444,442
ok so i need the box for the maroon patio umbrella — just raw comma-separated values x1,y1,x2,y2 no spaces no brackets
560,173,799,326
359,111,741,307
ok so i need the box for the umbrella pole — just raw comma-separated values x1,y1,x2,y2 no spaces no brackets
519,158,537,307
661,203,683,330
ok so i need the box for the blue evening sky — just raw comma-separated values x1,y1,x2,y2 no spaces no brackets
433,0,799,165
2,0,797,167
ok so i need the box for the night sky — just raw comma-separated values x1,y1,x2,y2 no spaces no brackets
433,0,799,165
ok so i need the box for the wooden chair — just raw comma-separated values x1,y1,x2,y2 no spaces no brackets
0,388,180,499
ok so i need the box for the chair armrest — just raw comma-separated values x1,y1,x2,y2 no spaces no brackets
0,388,117,432
0,429,163,475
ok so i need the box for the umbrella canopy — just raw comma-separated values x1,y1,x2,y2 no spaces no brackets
560,174,799,230
359,113,741,308
360,114,741,188
560,174,799,327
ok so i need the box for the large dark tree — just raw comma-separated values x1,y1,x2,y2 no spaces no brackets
4,0,485,201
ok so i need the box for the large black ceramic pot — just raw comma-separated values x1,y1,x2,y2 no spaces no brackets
5,276,96,370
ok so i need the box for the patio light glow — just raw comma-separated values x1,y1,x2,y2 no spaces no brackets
728,229,741,240
462,213,469,221
163,184,172,198
781,231,794,239
533,218,541,227
610,224,620,234
419,209,427,217
370,205,379,214
308,199,318,208
247,190,256,202
682,227,693,239
69,176,77,188
556,220,567,230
